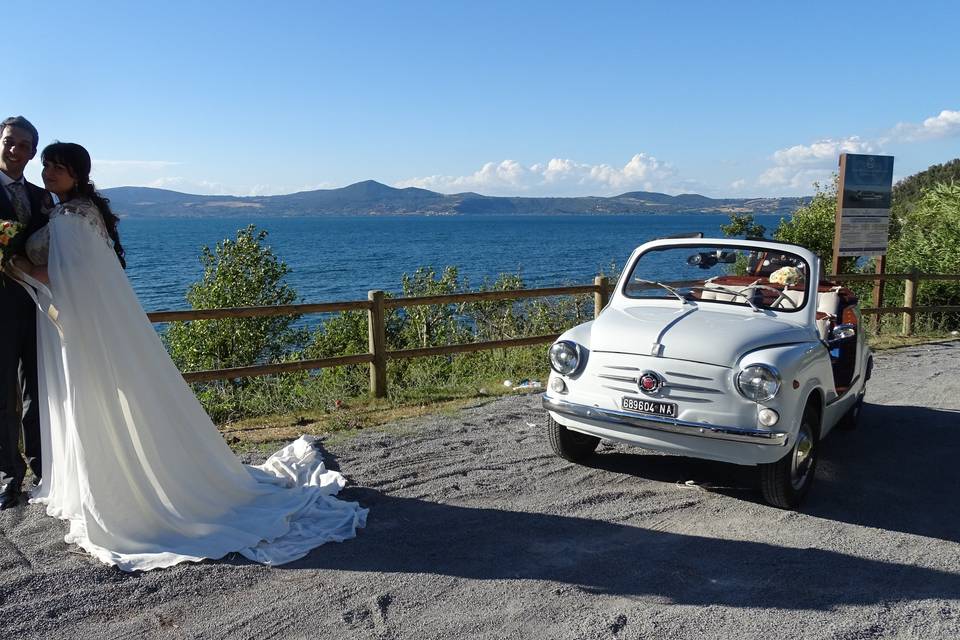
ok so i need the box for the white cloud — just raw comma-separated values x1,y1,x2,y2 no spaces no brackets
889,109,960,142
146,176,236,196
397,159,528,193
730,178,747,191
771,136,876,166
756,166,834,190
756,137,876,191
396,153,677,196
139,177,299,197
291,181,338,193
751,107,958,193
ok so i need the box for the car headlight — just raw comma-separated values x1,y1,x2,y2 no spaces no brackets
549,341,581,375
736,364,781,402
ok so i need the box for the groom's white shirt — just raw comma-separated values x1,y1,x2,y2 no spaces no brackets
0,169,27,202
0,169,25,186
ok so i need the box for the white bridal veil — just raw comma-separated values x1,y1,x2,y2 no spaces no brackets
25,208,366,571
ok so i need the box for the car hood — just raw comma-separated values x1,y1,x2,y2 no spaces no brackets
589,303,814,367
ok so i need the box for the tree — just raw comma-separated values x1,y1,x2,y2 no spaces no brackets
773,178,839,266
889,182,960,272
167,225,305,373
720,213,766,239
399,266,470,349
887,182,960,328
892,158,960,220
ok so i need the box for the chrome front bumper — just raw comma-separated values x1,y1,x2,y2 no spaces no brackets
543,396,789,447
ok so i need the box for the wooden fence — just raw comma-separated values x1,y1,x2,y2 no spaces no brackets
830,271,960,335
147,272,960,396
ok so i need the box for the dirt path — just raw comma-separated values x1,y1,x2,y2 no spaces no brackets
2,342,959,639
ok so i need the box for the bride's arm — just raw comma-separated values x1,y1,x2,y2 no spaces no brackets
31,265,50,284
8,255,50,284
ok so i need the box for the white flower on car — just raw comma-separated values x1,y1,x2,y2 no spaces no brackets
769,266,800,286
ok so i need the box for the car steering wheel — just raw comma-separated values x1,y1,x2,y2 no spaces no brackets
741,284,800,309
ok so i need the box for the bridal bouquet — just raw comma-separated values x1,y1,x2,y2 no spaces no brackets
0,220,24,269
769,266,800,286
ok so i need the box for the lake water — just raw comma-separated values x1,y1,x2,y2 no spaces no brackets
121,214,786,312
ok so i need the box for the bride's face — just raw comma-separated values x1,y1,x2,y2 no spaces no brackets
41,160,77,199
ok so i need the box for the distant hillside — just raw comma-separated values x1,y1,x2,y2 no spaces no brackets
892,157,960,217
102,180,810,218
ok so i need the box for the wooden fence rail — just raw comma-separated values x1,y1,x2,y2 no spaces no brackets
147,272,958,396
828,271,960,335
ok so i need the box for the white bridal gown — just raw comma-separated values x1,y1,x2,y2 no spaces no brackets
22,199,367,571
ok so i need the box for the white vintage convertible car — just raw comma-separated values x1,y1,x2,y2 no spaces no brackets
543,236,872,508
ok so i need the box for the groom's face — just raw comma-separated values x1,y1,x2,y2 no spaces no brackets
0,126,36,179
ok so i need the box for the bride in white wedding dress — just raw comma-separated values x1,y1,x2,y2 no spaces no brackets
10,142,366,571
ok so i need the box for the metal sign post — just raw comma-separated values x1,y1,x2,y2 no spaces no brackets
832,153,894,332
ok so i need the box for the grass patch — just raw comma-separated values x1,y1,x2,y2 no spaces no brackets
868,332,960,351
217,375,542,449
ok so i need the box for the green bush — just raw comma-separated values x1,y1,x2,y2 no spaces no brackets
303,309,372,399
167,225,306,371
886,182,960,330
772,178,838,268
298,264,595,405
166,225,309,421
720,213,766,240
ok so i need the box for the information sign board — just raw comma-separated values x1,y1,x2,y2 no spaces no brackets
834,154,894,257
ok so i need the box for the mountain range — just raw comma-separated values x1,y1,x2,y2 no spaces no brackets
102,180,810,218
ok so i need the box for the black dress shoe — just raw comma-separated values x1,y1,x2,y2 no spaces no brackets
0,484,22,510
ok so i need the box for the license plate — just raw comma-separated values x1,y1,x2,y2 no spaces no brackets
622,396,677,417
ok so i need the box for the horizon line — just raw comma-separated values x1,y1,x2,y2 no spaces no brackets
101,180,812,202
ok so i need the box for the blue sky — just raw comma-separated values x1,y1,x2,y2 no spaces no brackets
12,1,959,198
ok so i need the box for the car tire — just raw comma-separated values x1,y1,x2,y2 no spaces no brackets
835,393,864,431
759,402,819,509
547,415,600,463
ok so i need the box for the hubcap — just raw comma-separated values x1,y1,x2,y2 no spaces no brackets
790,422,814,490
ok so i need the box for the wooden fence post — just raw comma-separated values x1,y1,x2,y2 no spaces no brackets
872,256,887,335
368,290,387,398
594,276,609,319
902,269,919,336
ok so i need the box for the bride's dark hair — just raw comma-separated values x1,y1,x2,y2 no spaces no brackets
41,142,126,269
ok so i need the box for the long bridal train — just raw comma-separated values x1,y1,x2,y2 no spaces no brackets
25,204,366,571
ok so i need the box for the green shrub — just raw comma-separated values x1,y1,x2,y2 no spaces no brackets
165,225,309,421
773,178,838,268
887,182,960,330
720,213,766,240
167,225,306,371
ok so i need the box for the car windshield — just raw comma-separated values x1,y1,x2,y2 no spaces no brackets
623,244,810,312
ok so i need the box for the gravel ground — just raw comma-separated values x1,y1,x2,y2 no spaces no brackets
2,341,960,640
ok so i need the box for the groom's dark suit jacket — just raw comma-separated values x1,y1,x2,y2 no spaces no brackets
0,178,51,487
0,180,49,240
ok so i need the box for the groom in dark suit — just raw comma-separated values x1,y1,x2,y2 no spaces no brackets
0,116,51,509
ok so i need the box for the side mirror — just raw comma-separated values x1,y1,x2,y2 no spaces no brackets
687,252,717,269
827,323,857,346
717,251,738,264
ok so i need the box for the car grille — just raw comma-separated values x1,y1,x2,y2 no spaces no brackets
592,352,730,405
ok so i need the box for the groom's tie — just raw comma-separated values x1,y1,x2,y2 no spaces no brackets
6,182,31,223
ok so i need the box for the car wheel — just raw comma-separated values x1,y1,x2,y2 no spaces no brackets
836,393,864,431
759,402,819,509
547,415,600,463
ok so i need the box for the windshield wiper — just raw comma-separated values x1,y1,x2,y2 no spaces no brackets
634,279,692,306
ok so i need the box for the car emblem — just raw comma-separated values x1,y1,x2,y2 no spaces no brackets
638,371,663,395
